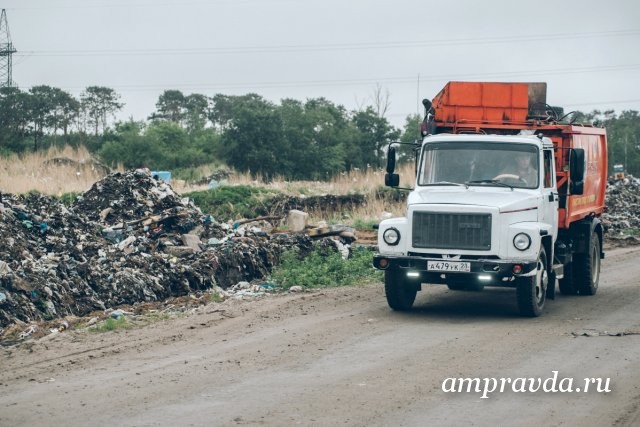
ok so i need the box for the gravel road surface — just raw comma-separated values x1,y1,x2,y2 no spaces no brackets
1,246,639,427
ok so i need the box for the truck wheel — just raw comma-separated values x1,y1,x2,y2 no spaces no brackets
575,233,601,296
516,248,547,317
384,269,418,311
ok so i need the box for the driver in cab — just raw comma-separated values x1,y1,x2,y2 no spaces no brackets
495,152,538,187
513,152,537,186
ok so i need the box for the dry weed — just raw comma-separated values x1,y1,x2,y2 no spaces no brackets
0,146,118,195
1,146,414,223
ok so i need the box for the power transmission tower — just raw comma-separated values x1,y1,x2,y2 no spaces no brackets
0,9,17,87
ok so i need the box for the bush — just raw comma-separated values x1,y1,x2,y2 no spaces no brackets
93,316,128,332
270,245,382,289
185,185,276,221
56,192,81,207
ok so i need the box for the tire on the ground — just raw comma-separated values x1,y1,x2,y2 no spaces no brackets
575,232,601,296
384,269,418,311
516,248,548,317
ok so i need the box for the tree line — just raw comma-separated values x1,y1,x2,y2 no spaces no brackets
0,85,638,180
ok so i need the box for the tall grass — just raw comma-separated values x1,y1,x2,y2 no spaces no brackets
0,145,117,195
1,146,413,225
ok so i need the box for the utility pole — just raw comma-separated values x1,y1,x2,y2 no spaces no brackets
0,9,17,87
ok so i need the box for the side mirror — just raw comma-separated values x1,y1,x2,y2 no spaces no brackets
385,173,400,187
422,98,432,113
386,146,396,174
569,148,585,195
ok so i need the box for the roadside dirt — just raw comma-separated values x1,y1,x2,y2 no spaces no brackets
1,246,640,427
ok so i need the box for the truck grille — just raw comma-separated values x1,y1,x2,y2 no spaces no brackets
412,212,491,250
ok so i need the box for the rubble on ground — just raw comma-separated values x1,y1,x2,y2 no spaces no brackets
267,193,366,214
0,169,338,333
603,180,640,239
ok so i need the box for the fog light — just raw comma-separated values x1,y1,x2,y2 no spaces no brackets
407,271,420,278
478,274,492,281
379,258,389,269
513,264,523,274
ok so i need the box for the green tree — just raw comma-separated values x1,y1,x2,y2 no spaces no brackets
397,113,422,163
150,89,186,124
28,85,59,150
184,93,209,133
219,95,284,179
51,88,80,137
98,120,161,168
209,93,265,130
351,107,400,169
0,86,30,152
80,86,123,136
601,110,640,176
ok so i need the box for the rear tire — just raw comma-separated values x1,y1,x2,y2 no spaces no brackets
575,233,601,296
516,248,548,317
384,269,418,311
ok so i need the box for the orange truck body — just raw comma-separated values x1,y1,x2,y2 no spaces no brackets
429,81,607,230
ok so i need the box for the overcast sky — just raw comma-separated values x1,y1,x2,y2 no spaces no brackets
2,0,640,127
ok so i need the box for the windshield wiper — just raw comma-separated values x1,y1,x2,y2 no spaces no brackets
423,181,467,187
465,179,514,190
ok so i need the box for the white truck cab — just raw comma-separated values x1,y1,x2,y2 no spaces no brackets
374,134,559,316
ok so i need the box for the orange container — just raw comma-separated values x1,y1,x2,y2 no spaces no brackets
432,81,531,124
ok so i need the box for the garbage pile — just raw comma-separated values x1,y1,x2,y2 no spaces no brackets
0,169,316,330
267,194,366,214
604,180,640,237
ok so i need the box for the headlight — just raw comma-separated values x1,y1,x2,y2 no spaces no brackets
513,233,531,251
383,227,401,246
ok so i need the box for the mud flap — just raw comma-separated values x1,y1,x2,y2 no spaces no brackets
546,272,556,300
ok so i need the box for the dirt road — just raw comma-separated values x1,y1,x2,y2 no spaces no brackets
2,246,640,427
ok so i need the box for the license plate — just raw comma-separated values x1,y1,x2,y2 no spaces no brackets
427,261,471,272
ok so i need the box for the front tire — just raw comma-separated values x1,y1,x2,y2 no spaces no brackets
384,269,418,311
516,248,548,317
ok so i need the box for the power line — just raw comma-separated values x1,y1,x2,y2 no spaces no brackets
15,29,640,57
47,63,640,93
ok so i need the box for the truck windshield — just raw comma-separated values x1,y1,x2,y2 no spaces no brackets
418,142,539,189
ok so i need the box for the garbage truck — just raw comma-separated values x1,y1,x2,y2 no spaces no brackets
373,81,607,316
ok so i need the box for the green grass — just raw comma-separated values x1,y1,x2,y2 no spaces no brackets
352,217,378,230
56,192,81,207
185,184,276,221
620,228,640,237
210,291,223,303
93,316,128,332
270,245,382,289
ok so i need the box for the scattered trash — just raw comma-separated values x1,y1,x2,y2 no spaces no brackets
110,309,125,319
289,286,304,293
0,169,323,330
603,181,640,234
19,325,37,340
287,209,308,232
571,329,640,337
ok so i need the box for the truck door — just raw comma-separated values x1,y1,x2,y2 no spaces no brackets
541,149,558,239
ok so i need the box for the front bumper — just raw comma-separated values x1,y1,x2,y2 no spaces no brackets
373,254,537,285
